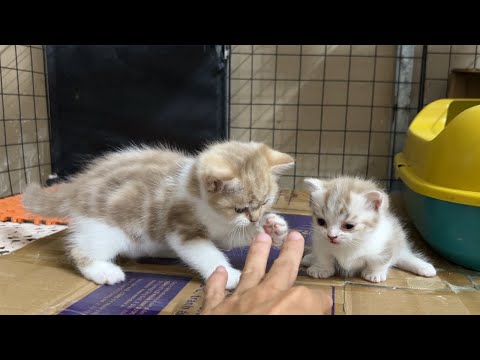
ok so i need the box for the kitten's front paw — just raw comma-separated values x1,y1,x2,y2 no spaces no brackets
417,263,436,277
361,270,388,283
260,213,289,247
81,261,126,285
306,265,335,279
301,253,315,267
225,268,242,290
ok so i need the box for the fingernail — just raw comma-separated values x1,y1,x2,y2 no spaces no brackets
255,232,272,242
215,266,226,273
288,231,304,241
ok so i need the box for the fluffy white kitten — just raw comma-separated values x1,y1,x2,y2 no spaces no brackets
301,176,436,283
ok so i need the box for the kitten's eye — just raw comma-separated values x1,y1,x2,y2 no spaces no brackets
235,207,248,213
344,223,355,230
262,200,268,205
317,218,326,227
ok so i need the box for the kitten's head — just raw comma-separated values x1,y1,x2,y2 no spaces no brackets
196,141,294,227
304,176,389,246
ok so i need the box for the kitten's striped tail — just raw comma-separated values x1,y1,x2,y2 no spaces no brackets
22,183,72,218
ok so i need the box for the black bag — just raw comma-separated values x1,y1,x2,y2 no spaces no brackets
46,45,229,180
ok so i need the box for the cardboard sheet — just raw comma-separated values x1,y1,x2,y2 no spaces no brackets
1,208,479,315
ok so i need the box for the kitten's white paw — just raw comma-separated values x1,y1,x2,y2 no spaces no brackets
301,253,315,267
225,268,242,290
81,261,126,285
306,265,335,279
416,263,436,277
361,270,387,283
260,213,289,246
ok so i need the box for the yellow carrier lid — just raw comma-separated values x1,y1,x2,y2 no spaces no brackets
394,99,480,207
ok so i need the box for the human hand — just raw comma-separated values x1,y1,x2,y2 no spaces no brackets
201,231,333,315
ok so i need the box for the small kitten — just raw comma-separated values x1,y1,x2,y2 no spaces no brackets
301,176,436,283
23,141,294,289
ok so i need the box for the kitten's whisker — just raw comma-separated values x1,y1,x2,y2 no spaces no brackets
345,238,361,249
309,197,321,204
310,201,323,210
225,225,235,241
343,241,353,249
231,225,241,249
227,223,239,237
233,226,242,249
225,224,240,251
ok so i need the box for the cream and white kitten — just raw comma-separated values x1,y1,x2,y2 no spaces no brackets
23,141,294,289
301,176,436,283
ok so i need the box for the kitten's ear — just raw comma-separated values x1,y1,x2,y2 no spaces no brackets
265,148,295,175
205,169,240,193
303,178,324,193
363,191,388,211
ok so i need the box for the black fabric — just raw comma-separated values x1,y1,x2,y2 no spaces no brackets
46,45,228,179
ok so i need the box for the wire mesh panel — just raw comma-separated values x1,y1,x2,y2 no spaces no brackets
229,44,480,192
423,45,480,104
2,44,480,197
0,45,51,198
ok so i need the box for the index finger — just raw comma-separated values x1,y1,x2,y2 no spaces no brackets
262,231,304,291
235,232,272,294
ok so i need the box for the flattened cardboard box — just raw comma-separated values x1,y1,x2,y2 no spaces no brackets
1,210,479,315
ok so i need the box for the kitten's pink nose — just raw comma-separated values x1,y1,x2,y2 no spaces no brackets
327,235,338,243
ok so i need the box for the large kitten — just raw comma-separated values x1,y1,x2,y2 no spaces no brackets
22,141,294,289
301,176,436,283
